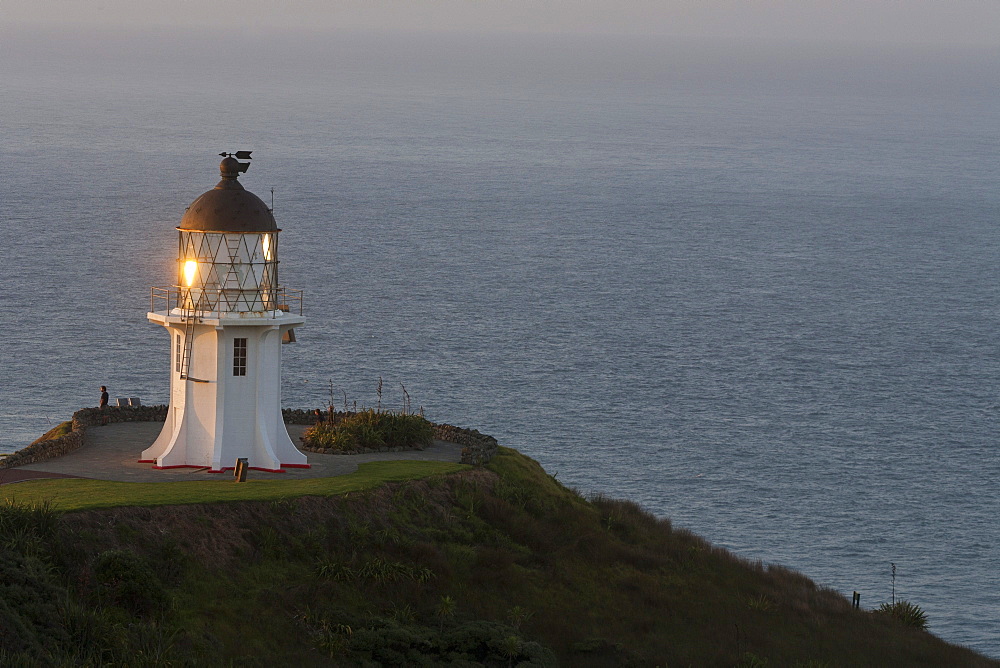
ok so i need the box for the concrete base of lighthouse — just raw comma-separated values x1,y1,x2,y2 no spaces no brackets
141,310,307,472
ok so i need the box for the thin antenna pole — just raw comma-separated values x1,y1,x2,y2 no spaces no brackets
270,188,275,212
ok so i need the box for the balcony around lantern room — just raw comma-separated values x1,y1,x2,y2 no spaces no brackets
148,286,304,326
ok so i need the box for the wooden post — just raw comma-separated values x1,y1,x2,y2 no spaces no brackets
234,457,248,482
852,591,860,610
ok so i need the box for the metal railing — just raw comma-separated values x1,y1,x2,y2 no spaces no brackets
150,286,304,317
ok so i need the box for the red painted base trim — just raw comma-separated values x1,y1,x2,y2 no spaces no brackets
152,464,209,470
145,462,293,473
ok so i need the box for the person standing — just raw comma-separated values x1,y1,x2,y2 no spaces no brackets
99,386,110,425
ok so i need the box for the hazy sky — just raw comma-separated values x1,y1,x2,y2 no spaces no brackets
3,0,1000,47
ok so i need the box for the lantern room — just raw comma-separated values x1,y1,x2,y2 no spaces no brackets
178,156,280,314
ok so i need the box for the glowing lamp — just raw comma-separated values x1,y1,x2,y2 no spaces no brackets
262,233,273,262
183,260,198,287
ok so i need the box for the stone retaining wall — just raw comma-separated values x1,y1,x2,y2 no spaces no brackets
432,424,499,466
73,405,168,429
282,408,321,425
0,430,85,469
0,406,168,470
298,442,427,456
4,406,499,469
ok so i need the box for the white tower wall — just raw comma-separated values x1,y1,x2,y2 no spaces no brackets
142,313,306,472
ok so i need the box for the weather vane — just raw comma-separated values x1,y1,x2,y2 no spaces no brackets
219,150,253,173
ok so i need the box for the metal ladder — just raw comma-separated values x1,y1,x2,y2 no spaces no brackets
178,291,199,380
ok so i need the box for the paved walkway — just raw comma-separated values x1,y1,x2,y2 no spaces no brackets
4,423,463,484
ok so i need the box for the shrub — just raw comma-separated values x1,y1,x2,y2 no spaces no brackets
0,500,58,543
90,550,169,618
0,545,71,656
304,410,434,453
876,600,928,630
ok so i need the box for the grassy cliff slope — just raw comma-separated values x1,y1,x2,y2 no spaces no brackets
0,447,994,667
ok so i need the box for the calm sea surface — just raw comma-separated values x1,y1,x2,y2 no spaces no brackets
2,31,999,656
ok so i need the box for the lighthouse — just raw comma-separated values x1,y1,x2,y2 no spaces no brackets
142,154,307,472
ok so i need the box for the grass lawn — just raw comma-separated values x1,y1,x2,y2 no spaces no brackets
1,460,469,511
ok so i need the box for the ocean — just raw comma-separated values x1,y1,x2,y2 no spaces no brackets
2,29,999,656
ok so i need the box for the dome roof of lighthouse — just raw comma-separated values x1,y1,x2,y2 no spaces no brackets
178,158,278,233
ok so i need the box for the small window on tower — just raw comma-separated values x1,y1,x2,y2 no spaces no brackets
175,334,182,373
233,338,247,376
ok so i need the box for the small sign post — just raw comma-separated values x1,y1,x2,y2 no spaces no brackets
234,457,248,482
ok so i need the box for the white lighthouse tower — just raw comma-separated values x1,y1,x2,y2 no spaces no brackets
142,154,307,472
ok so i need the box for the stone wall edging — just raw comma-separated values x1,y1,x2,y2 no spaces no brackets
282,408,322,425
0,430,86,469
4,406,498,469
73,405,169,429
0,406,169,470
298,443,428,456
431,423,499,466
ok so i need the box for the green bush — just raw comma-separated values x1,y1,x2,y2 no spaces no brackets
0,500,58,542
876,600,929,630
304,410,434,453
342,618,556,666
91,550,169,618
